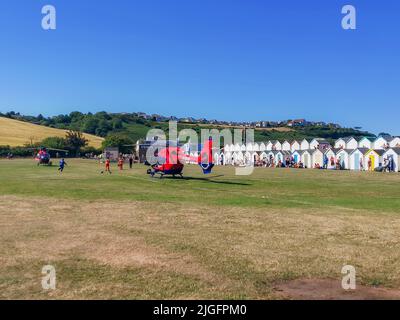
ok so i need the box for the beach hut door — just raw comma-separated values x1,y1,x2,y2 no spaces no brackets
354,153,360,170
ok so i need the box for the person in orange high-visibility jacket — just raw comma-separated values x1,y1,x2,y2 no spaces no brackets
118,158,124,171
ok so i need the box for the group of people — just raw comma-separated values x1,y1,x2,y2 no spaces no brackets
101,154,136,174
382,156,395,172
234,155,307,169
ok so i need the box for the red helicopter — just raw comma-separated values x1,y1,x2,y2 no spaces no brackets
147,137,214,178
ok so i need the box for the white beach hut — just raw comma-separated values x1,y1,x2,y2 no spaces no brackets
325,148,340,169
349,148,369,171
291,150,301,164
300,139,310,150
358,137,372,149
282,140,291,151
274,151,284,165
311,149,324,168
291,140,300,153
373,137,389,150
364,149,384,170
300,150,312,168
272,140,282,151
383,148,400,172
336,149,351,170
260,152,268,160
310,138,330,150
335,137,358,150
388,137,400,148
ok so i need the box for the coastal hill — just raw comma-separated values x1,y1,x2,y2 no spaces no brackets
0,116,103,148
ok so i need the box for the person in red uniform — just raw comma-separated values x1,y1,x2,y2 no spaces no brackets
102,158,112,174
118,157,124,171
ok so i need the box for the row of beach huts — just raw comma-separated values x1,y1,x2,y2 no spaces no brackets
217,136,400,172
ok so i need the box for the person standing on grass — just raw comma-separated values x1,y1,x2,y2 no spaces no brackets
103,158,112,174
58,158,67,173
323,155,328,169
129,155,133,169
118,157,124,171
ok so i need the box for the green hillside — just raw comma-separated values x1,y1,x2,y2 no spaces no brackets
1,111,375,148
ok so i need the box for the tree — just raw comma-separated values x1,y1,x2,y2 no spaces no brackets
102,133,134,153
65,130,88,156
112,118,123,130
82,117,99,134
40,136,68,150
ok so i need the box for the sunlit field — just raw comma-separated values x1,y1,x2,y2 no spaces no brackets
1,159,400,299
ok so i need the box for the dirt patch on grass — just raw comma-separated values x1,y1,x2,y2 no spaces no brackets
274,279,400,300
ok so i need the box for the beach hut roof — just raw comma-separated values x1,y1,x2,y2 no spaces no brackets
336,149,353,154
374,136,388,142
312,138,330,144
368,149,385,156
385,148,400,155
350,148,370,155
324,148,341,155
310,148,323,154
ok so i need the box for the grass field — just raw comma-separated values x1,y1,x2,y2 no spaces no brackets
0,117,104,148
1,159,400,299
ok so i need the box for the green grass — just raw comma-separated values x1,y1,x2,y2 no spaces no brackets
0,159,399,213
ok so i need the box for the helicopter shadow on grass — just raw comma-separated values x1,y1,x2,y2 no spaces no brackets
162,175,251,186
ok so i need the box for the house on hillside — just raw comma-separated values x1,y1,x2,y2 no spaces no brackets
287,119,306,127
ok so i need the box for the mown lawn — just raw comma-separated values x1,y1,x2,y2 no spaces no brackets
0,159,399,299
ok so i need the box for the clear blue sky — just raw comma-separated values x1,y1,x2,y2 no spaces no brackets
0,0,399,135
